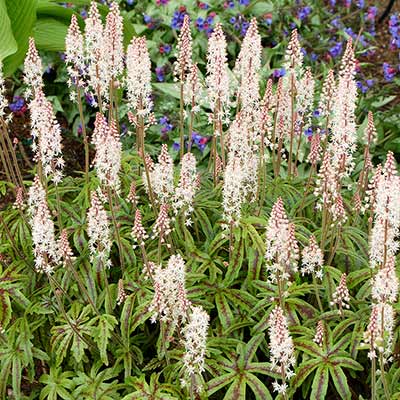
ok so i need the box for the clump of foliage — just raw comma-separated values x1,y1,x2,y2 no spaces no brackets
0,1,399,400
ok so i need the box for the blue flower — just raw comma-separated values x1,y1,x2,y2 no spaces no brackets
173,141,180,151
329,41,343,58
297,6,312,21
272,68,286,78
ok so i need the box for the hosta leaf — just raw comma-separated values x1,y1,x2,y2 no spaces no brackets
93,314,117,366
310,366,329,400
0,0,17,60
329,366,351,400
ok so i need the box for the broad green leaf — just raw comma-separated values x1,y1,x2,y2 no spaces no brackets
3,0,37,75
34,17,68,51
0,0,17,60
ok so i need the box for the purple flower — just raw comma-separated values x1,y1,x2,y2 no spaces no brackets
144,14,152,23
383,62,396,82
171,8,187,30
173,141,180,151
156,66,166,82
297,6,312,21
356,0,364,9
272,68,286,78
126,0,134,4
239,0,250,5
9,96,26,114
304,127,313,137
329,41,343,58
366,6,378,21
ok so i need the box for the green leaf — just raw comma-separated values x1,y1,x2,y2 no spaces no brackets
245,373,272,400
311,366,329,400
3,0,37,75
93,314,117,366
329,366,351,400
215,293,234,329
34,17,68,51
0,291,12,330
0,0,17,60
207,372,236,396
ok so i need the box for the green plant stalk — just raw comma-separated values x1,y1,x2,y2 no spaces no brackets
371,356,376,400
312,274,323,312
50,277,95,351
76,87,90,203
138,112,157,212
379,304,390,400
1,119,24,188
54,183,63,231
0,124,18,187
217,97,225,168
107,186,125,274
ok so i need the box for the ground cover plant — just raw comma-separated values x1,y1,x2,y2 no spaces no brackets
0,1,400,399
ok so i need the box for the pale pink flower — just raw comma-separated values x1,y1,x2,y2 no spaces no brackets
58,229,74,266
65,14,85,100
92,113,121,192
301,235,324,279
29,88,64,183
318,69,335,121
13,187,25,210
0,60,7,118
364,302,395,360
371,256,398,303
117,279,127,305
24,37,43,97
87,191,112,268
174,152,198,217
206,23,230,114
181,306,209,392
268,306,295,393
234,18,261,111
150,254,191,325
126,36,153,116
28,177,59,273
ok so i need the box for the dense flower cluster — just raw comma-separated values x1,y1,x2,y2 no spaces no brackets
268,306,296,394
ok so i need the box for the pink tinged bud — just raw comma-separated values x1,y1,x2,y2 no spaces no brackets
132,209,148,245
117,279,127,305
152,203,172,244
58,229,74,264
13,186,25,210
331,273,350,313
313,321,324,346
174,15,192,81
